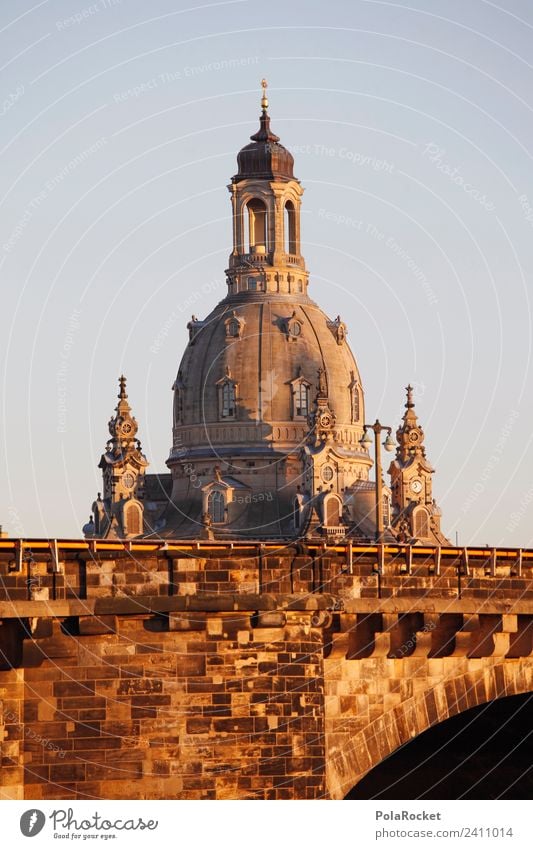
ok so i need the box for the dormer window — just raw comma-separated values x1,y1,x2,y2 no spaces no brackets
225,311,244,339
285,311,302,340
295,382,308,416
208,490,226,523
290,370,311,419
217,370,237,419
222,382,236,417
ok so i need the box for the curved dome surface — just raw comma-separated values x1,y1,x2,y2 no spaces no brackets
175,294,363,449
235,111,294,182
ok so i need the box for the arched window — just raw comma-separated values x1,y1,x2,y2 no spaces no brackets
293,498,301,530
382,494,391,527
225,312,244,338
413,507,429,538
220,381,236,418
351,383,360,422
294,382,309,418
325,496,341,526
124,502,142,536
208,490,225,523
173,387,183,425
246,199,267,252
227,319,240,337
284,201,296,254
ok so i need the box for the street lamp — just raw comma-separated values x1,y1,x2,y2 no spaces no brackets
360,420,396,542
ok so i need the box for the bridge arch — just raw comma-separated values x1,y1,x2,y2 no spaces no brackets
326,659,533,799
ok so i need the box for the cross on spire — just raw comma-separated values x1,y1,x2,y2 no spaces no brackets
118,374,128,400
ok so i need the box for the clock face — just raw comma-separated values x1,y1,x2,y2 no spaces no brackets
410,479,423,494
409,430,419,442
121,421,133,435
122,472,135,490
319,413,332,428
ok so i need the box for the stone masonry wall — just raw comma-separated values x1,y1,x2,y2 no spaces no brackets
9,613,324,800
1,542,533,800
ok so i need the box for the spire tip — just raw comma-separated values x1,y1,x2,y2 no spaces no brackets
118,374,127,400
261,78,268,112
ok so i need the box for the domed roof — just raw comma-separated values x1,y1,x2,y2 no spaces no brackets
163,84,371,540
172,292,364,461
235,107,294,182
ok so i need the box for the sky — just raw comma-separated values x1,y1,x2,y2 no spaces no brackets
0,0,532,546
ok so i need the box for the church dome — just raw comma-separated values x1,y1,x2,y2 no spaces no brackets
166,291,370,537
174,295,364,452
163,83,371,538
86,84,450,545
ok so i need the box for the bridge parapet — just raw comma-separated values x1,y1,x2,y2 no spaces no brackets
0,540,531,604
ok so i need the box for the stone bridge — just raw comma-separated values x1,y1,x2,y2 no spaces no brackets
1,538,532,799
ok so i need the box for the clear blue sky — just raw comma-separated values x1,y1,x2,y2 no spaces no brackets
1,0,532,546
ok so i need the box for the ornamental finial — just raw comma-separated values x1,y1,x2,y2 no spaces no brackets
405,384,414,409
118,374,127,400
261,78,268,112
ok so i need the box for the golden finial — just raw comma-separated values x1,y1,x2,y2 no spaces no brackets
261,78,268,111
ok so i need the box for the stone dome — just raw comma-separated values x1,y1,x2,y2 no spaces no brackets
162,87,372,539
165,289,371,537
174,295,364,446
86,87,449,546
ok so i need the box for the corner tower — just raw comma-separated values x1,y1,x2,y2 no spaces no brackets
388,386,450,545
164,83,372,538
85,376,149,539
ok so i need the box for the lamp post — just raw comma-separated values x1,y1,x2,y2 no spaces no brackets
360,420,396,542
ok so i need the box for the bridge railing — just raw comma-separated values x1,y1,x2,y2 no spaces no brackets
0,538,530,602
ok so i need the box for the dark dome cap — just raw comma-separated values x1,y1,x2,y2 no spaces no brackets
234,81,295,182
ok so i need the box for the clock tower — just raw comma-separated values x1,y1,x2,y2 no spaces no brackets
388,386,450,544
89,376,149,538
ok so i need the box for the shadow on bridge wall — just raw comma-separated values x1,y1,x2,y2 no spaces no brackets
326,658,533,799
